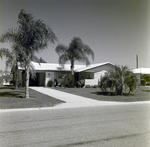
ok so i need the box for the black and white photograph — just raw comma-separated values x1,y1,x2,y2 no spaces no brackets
0,0,150,146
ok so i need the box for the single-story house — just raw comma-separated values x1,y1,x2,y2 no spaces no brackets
132,68,150,85
12,61,115,87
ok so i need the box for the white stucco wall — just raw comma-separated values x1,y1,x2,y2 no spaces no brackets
85,70,107,86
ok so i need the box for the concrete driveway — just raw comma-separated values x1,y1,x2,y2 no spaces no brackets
30,87,125,109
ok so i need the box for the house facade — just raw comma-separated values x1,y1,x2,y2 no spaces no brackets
132,68,150,85
13,61,115,87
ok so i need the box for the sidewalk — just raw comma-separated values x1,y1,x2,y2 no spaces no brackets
30,87,125,109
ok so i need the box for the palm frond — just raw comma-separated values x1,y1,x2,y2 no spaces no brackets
31,55,40,64
29,62,36,79
55,44,68,55
0,28,18,43
77,56,90,66
83,45,95,61
55,36,95,75
0,48,11,58
17,10,57,54
39,57,47,63
59,54,69,65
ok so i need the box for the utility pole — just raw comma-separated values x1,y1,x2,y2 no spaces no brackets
136,54,138,68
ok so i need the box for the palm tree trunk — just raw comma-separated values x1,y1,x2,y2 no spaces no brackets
15,64,18,89
71,65,74,75
128,88,131,95
121,76,124,95
25,66,29,98
70,63,75,87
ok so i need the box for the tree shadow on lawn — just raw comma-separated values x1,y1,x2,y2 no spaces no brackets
0,87,65,109
90,89,150,102
90,91,139,102
0,85,15,90
0,86,28,98
142,90,150,92
0,91,26,98
91,91,134,96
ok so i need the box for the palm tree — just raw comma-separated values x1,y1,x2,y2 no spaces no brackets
109,65,129,95
55,37,94,75
0,9,58,98
124,70,138,94
0,29,38,89
0,45,21,89
0,27,29,89
0,70,11,85
99,65,137,95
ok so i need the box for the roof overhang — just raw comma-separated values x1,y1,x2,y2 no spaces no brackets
17,61,115,73
132,68,150,74
75,62,115,72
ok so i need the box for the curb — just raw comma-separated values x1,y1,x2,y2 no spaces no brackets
0,101,150,113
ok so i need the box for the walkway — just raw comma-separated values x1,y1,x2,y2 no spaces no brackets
30,87,124,109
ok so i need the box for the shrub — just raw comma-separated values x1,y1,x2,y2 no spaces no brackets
60,81,64,87
10,80,15,85
85,85,91,88
17,80,22,87
146,82,150,86
68,80,74,88
91,85,99,88
75,79,85,88
47,80,53,87
99,65,137,95
9,80,22,87
141,79,146,86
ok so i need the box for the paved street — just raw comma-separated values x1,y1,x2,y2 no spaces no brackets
0,103,150,147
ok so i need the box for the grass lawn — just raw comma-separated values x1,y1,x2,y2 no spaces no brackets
0,85,150,109
0,85,65,109
54,86,150,102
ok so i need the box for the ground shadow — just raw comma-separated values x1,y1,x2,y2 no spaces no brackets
0,85,15,90
91,91,134,96
91,91,114,96
0,91,25,98
0,85,26,98
142,90,150,92
0,86,26,99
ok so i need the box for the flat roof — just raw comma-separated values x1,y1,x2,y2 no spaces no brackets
132,68,150,74
20,61,86,72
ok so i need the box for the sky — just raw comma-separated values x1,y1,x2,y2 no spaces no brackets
0,0,150,71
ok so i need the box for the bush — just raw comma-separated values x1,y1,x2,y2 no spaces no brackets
99,65,137,95
75,79,85,88
10,80,15,85
146,82,150,86
141,79,146,86
9,80,22,87
47,80,53,87
91,85,99,88
85,85,91,88
68,80,74,88
17,80,22,87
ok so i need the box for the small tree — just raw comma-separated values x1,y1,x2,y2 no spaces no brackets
141,74,150,86
0,46,22,89
55,37,94,87
55,37,94,75
99,65,137,95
